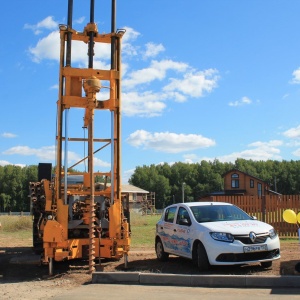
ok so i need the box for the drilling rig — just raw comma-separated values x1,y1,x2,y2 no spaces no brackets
29,0,130,275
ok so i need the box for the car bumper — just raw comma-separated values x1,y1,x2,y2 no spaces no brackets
203,236,280,265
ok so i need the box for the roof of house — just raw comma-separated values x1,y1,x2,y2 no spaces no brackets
122,184,149,194
95,182,149,194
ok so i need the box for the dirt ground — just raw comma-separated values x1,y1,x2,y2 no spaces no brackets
0,242,299,299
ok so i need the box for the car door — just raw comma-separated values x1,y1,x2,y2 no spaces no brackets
172,206,193,258
158,206,178,254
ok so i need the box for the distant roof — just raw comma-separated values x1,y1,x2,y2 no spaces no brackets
95,182,149,194
122,184,149,194
59,176,149,194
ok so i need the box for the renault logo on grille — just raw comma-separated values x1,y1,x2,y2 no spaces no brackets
249,232,256,243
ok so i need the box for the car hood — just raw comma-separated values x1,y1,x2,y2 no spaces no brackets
201,219,273,234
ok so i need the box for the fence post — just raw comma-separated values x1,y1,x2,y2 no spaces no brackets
262,195,266,222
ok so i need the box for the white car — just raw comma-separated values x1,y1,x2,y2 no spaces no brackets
155,202,280,271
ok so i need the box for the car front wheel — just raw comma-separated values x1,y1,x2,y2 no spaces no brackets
193,242,210,271
155,237,169,261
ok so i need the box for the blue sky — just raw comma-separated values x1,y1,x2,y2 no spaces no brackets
1,0,300,183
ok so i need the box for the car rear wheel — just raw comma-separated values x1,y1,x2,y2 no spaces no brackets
193,242,210,271
155,237,169,261
261,261,272,268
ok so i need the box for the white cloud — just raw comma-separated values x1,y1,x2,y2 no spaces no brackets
28,26,120,66
229,96,252,107
50,84,58,90
126,130,215,153
291,68,300,84
205,140,282,163
2,145,111,169
24,16,58,35
27,21,219,118
284,126,300,157
123,91,167,117
3,145,56,161
123,59,189,89
283,125,300,139
183,153,199,164
94,157,111,168
143,42,165,59
163,69,219,98
1,132,17,138
122,27,140,43
123,168,135,184
248,140,283,148
0,160,11,166
74,17,85,25
292,148,300,157
122,27,141,57
28,31,60,63
122,64,219,116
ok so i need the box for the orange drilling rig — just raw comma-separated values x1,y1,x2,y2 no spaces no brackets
29,0,130,275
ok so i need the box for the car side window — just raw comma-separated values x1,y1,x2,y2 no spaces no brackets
176,207,191,226
164,206,177,223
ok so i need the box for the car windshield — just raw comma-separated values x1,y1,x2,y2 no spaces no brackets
190,204,252,223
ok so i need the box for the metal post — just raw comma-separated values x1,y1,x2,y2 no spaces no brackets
88,0,95,68
64,109,69,204
111,0,116,69
182,182,185,203
110,111,114,205
66,0,73,66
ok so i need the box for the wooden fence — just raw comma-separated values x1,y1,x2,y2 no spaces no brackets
209,195,300,238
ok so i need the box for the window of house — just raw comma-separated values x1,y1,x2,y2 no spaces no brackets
257,183,262,197
250,179,254,188
132,193,137,201
231,173,239,188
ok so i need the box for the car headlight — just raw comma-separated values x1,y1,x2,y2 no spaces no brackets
210,232,234,243
269,228,277,239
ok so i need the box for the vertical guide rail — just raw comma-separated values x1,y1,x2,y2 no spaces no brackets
110,0,116,205
88,0,96,274
64,109,69,204
63,0,73,203
66,0,73,67
88,0,95,68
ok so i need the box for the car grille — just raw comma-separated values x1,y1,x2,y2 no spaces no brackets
216,249,280,263
233,233,268,244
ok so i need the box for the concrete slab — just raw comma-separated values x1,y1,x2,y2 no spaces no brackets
245,275,300,288
91,271,300,288
92,271,140,284
140,273,191,286
191,275,246,287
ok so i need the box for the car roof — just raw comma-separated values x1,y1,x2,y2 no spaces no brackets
175,202,232,207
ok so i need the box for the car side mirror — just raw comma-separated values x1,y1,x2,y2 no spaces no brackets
179,218,191,226
251,216,257,220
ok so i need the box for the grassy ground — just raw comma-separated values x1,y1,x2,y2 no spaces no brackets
0,213,161,248
0,215,33,247
0,213,296,249
130,213,160,248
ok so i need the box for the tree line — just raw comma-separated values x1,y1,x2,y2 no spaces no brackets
1,158,300,211
0,165,37,212
0,164,106,212
129,158,300,209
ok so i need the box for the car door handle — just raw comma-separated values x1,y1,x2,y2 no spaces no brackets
173,229,176,232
